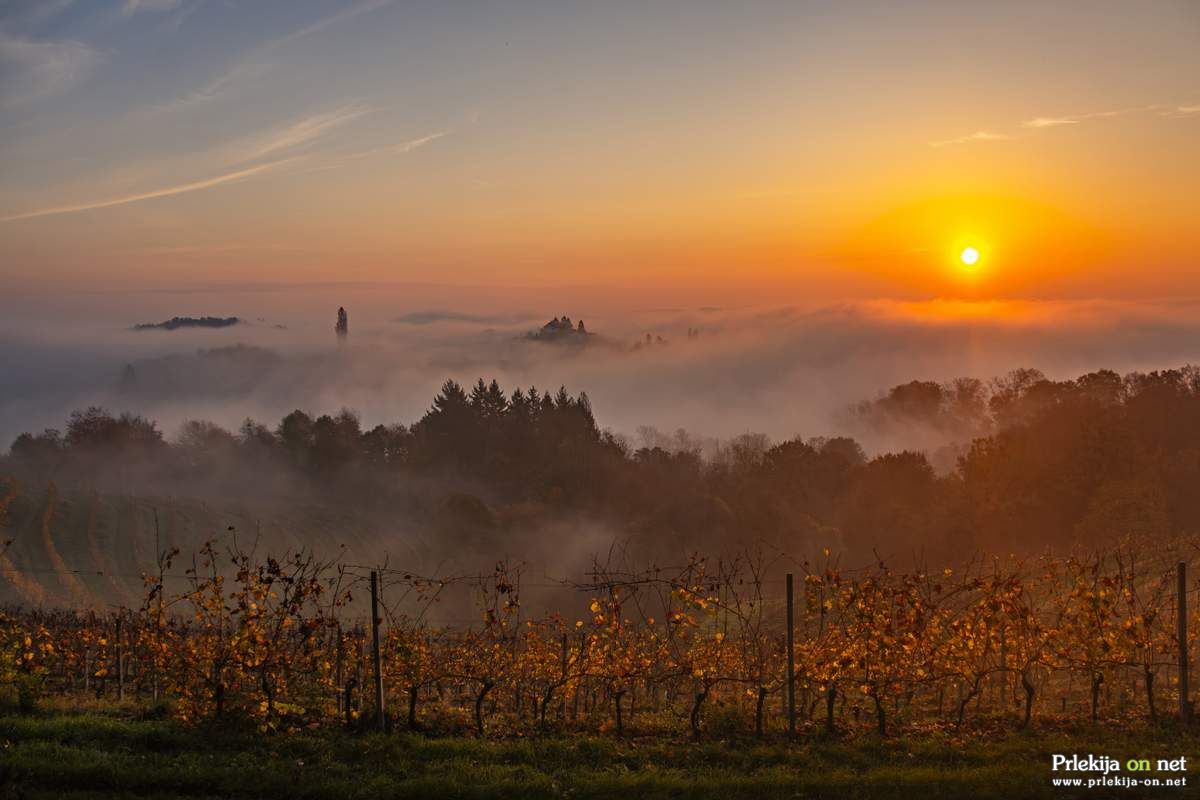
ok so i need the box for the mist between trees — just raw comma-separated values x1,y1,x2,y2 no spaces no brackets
5,364,1200,583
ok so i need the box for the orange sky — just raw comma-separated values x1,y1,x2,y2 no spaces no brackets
1,1,1198,303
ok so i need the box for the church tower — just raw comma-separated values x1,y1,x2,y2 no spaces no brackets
335,307,348,341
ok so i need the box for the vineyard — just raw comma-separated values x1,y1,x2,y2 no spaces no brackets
3,533,1199,741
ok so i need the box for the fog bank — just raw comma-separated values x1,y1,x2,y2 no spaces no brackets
5,286,1200,453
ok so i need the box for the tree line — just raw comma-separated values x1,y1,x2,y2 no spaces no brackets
6,367,1200,562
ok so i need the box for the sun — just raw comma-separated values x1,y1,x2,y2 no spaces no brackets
959,246,980,267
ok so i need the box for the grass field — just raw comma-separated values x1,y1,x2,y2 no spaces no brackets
1,708,1197,799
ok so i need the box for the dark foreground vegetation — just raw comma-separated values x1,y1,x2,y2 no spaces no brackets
2,705,1200,800
7,365,1200,564
1,707,1197,800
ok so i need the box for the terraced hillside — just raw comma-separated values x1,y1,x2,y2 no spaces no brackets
0,480,416,609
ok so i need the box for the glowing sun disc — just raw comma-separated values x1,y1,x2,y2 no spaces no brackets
959,247,980,266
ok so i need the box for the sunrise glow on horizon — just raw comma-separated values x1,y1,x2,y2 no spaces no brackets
1,1,1198,306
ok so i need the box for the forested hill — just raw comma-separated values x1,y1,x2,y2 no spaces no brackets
3,367,1200,603
132,316,241,331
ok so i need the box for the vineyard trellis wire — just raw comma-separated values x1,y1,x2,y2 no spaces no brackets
2,532,1199,738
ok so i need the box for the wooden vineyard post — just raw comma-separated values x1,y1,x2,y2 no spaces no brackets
371,571,385,730
560,633,568,721
153,507,162,703
116,612,125,703
1179,562,1191,723
786,573,796,736
999,624,1007,713
335,622,344,717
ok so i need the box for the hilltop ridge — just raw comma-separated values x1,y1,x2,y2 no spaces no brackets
133,316,240,331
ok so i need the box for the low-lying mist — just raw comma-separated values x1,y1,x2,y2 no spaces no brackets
6,286,1200,612
5,288,1200,455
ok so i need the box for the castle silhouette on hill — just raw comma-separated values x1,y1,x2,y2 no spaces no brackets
528,315,590,342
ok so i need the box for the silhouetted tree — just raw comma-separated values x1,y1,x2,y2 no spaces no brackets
277,410,316,467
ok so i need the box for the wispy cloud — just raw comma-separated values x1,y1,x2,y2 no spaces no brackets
0,32,102,106
122,0,181,14
928,130,1010,147
155,60,268,111
394,131,447,153
1022,108,1126,128
154,0,394,112
154,1,203,35
339,131,449,162
934,102,1196,148
2,98,383,223
1022,116,1078,129
270,0,394,49
288,129,446,176
0,158,298,223
1159,104,1200,118
241,103,373,162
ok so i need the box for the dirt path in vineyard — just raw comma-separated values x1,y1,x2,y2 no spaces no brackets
0,480,45,605
40,485,90,606
85,492,134,605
